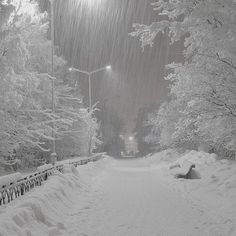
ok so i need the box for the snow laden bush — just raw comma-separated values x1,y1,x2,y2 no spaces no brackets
131,0,236,158
0,0,100,169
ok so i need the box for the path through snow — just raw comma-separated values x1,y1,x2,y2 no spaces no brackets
0,156,234,236
65,158,213,236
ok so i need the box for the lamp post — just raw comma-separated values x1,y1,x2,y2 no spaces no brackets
69,65,112,110
69,65,112,155
49,0,56,163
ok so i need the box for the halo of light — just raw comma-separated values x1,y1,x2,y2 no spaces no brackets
106,65,112,71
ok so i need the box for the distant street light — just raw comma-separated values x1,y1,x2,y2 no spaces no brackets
129,136,134,141
106,65,112,71
69,65,112,110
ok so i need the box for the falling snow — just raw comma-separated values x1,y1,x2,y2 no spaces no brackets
0,0,236,235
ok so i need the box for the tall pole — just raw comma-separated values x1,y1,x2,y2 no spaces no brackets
68,65,112,156
88,74,92,156
50,0,56,155
88,74,92,110
69,65,111,110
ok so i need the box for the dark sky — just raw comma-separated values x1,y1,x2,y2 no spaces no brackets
39,0,182,133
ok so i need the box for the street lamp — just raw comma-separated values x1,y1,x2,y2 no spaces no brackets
129,136,134,141
69,65,112,110
106,65,112,71
69,65,112,156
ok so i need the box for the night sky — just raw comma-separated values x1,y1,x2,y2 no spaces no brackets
39,0,182,133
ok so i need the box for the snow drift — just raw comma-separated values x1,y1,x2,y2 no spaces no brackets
145,149,236,198
0,163,88,236
0,173,22,187
0,156,110,236
145,149,236,235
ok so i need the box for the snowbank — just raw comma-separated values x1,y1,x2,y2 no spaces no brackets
0,157,108,236
0,172,22,187
145,149,236,235
62,163,79,176
173,150,217,166
176,151,236,235
0,171,77,235
142,149,177,165
145,149,236,196
57,153,106,166
37,164,53,172
167,150,236,196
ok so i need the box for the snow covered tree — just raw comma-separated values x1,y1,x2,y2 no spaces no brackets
0,0,100,168
133,106,157,156
131,0,236,157
99,107,124,157
55,107,101,158
0,0,68,159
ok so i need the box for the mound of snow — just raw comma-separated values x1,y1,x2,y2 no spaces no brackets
146,149,236,197
0,156,110,236
0,169,86,236
144,149,181,165
62,164,79,176
178,150,217,166
0,173,22,187
145,149,236,235
37,164,53,172
176,151,236,194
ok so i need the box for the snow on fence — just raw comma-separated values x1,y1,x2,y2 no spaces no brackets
0,153,105,206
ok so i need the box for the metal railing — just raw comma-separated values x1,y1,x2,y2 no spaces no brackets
0,153,105,206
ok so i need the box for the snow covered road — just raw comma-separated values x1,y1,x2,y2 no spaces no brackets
0,156,235,236
65,159,211,236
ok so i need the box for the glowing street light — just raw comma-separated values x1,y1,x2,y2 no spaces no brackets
129,136,134,141
106,65,112,71
69,65,112,110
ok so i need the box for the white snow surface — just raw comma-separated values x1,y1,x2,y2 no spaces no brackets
37,164,53,172
0,173,22,187
0,152,235,236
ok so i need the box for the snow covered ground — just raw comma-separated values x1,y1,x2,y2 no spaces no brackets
143,150,236,235
0,151,235,236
